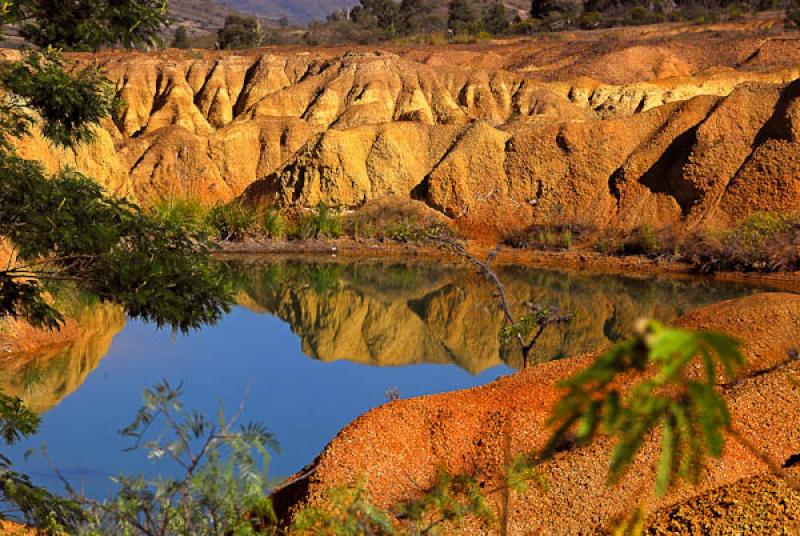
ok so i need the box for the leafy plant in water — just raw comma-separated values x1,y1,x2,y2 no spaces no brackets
433,235,571,368
500,303,571,367
78,380,279,536
543,320,745,496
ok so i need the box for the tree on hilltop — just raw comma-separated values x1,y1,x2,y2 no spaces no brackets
448,0,478,32
399,0,444,34
172,25,191,48
217,14,264,49
483,2,510,34
351,0,401,33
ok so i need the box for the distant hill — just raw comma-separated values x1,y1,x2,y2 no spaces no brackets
205,0,529,26
213,0,359,23
169,0,238,34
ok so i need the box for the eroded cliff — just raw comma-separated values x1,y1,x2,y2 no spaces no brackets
17,17,800,237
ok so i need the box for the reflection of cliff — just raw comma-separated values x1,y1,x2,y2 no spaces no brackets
235,260,757,373
0,304,126,413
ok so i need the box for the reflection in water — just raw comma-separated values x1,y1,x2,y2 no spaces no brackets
232,258,764,373
0,258,767,412
0,304,126,412
0,257,773,499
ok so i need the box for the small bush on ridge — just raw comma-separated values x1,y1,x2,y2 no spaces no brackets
206,201,258,241
149,197,209,235
261,209,284,239
292,202,343,239
504,223,594,251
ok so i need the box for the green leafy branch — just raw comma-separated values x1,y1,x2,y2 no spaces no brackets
543,320,745,496
432,234,571,368
76,380,280,536
0,391,85,534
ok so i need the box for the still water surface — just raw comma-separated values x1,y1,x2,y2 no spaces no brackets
2,257,772,499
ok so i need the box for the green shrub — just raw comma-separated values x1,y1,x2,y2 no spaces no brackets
171,25,191,49
293,202,343,239
677,212,800,272
726,3,748,20
624,223,660,254
350,216,378,239
504,223,593,251
723,212,795,255
626,6,664,25
788,8,800,28
579,11,606,29
205,201,258,241
386,219,451,243
561,229,573,250
217,14,263,49
149,197,209,234
667,10,685,22
261,209,284,239
595,228,624,255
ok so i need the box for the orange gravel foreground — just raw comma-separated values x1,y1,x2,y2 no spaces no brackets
274,292,800,534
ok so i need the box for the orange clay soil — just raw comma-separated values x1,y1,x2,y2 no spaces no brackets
0,521,36,535
273,292,800,534
646,473,800,534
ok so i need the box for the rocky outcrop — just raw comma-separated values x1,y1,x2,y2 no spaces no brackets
15,19,800,236
272,293,800,534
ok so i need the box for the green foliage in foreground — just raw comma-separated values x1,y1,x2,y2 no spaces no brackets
290,481,396,534
0,319,749,534
291,470,499,535
1,164,233,333
544,320,744,496
79,381,279,536
0,46,234,533
0,51,232,333
0,51,117,148
13,0,169,51
0,392,85,532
